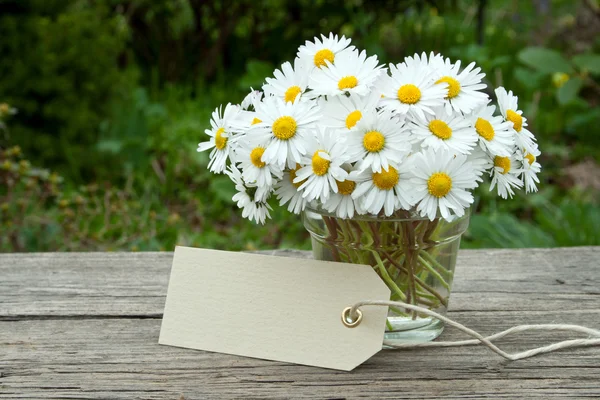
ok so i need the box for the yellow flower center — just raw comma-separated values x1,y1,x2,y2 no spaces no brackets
552,72,569,88
215,127,227,150
525,153,535,165
427,172,453,198
506,110,523,132
251,117,262,125
428,120,452,140
289,164,304,188
314,49,335,68
436,76,461,99
397,84,422,104
284,86,302,103
363,130,385,152
335,179,356,195
272,116,297,140
345,110,362,129
372,166,399,190
475,118,495,141
250,147,266,168
311,150,330,176
338,75,358,91
494,156,511,174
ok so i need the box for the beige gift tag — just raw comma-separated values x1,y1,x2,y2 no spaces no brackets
159,246,390,371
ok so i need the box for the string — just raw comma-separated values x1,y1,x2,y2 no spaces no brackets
348,300,600,360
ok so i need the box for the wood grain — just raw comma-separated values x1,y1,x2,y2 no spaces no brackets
1,248,599,399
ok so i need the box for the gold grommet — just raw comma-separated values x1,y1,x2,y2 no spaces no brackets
341,307,363,328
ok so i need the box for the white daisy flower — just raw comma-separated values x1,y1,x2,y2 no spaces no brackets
323,180,364,219
431,57,489,115
308,49,384,97
351,162,415,217
495,87,537,154
229,109,265,135
323,165,365,219
240,198,272,225
468,104,515,157
241,89,263,111
197,103,240,173
410,148,478,221
346,109,412,173
226,165,272,224
275,164,308,214
409,106,478,154
234,139,283,188
320,92,380,131
427,51,447,70
379,53,448,120
466,146,493,183
489,153,523,199
227,165,267,204
248,96,320,169
294,128,349,202
297,33,354,69
263,58,310,104
518,146,541,193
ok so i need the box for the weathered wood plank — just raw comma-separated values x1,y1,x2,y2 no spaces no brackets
1,248,598,318
0,248,599,399
1,317,599,399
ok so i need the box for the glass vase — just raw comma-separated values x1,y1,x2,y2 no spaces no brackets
302,206,470,346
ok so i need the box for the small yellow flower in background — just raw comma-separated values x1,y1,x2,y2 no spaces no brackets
49,172,61,184
167,213,181,225
552,72,570,88
558,14,576,28
0,103,10,116
0,103,17,118
19,160,30,172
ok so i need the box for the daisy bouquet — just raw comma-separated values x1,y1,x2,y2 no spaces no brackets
198,34,542,339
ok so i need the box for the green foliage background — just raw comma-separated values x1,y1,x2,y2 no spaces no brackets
1,0,599,252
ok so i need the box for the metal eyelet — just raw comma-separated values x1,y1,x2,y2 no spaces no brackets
341,306,363,328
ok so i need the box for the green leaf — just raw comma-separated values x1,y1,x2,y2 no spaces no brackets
572,53,600,74
518,47,573,74
565,107,600,132
513,67,544,90
96,139,124,153
238,60,273,90
465,213,555,248
556,77,583,105
209,175,236,203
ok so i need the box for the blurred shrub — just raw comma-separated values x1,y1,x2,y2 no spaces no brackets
0,0,136,180
514,46,600,163
1,0,600,252
464,198,600,248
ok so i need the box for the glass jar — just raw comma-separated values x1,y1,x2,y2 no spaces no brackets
302,206,470,345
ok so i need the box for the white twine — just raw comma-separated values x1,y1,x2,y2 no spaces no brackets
349,300,600,360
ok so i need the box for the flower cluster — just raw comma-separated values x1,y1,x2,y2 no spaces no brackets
198,33,541,224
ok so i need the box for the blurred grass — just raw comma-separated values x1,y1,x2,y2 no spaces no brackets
1,0,599,252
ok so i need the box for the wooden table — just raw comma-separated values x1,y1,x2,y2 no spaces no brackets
1,248,599,399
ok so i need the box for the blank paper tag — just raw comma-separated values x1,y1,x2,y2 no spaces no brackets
159,246,390,371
